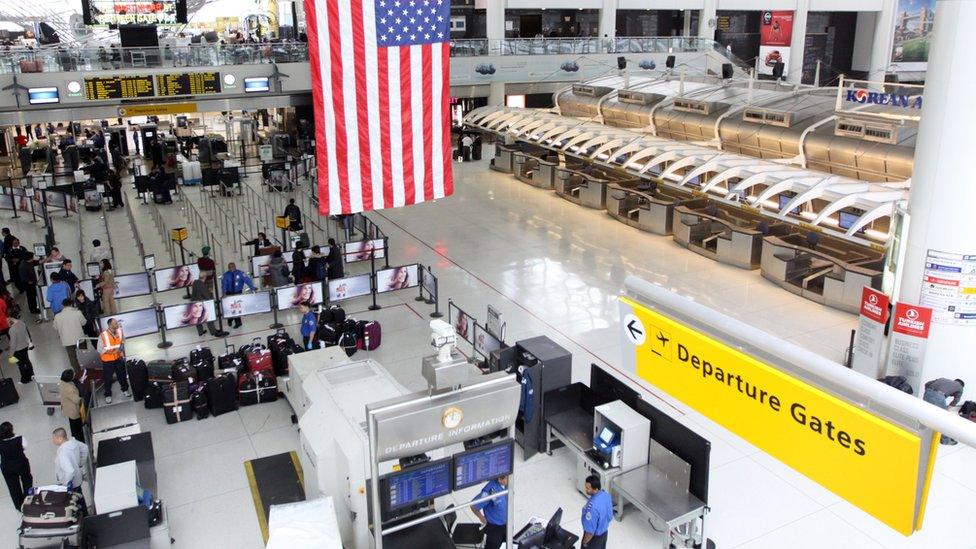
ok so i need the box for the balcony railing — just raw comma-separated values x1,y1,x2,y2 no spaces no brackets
0,36,735,74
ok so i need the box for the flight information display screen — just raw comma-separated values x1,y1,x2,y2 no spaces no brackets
156,72,221,96
85,75,154,100
453,440,515,490
381,459,452,511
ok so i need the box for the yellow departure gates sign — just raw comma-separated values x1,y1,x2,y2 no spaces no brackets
117,103,199,117
619,296,930,535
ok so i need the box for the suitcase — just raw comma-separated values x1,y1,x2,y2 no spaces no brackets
164,401,193,424
206,374,239,416
191,387,210,420
270,340,302,376
171,363,199,384
190,347,214,366
144,382,165,409
357,321,382,351
146,360,174,382
21,490,83,529
238,372,278,406
316,323,340,347
126,359,148,401
338,331,358,357
246,341,273,375
0,377,19,407
218,345,246,377
192,359,215,382
329,305,346,323
162,381,190,404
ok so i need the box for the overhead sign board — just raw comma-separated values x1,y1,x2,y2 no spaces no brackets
619,295,931,535
118,103,198,117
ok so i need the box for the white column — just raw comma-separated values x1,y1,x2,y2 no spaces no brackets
788,0,810,84
851,11,877,73
599,0,618,39
486,0,506,42
896,1,976,384
868,0,897,81
488,82,506,107
699,0,718,41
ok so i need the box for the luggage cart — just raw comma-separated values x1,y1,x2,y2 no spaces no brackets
34,375,61,416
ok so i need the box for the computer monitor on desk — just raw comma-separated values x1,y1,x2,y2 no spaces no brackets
515,507,577,548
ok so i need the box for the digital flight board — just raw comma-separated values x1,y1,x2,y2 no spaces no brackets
155,72,222,97
85,75,155,100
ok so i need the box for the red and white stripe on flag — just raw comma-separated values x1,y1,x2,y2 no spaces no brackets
305,0,454,215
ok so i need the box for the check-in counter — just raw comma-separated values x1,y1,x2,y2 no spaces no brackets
673,202,791,269
514,151,561,189
490,142,522,173
761,233,884,313
554,165,636,210
605,183,703,236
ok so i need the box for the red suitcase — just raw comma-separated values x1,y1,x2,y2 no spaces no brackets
247,347,273,375
356,320,381,351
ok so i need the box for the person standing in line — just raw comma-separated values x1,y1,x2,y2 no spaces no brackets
307,246,327,282
470,475,509,549
107,169,124,210
299,302,316,349
326,238,344,280
580,475,613,549
283,198,302,231
95,259,117,315
8,317,33,384
56,259,79,290
291,245,307,283
74,290,99,338
220,263,256,329
924,378,966,445
46,273,71,314
52,428,88,494
0,422,32,510
97,318,129,404
58,370,84,443
196,246,216,278
267,251,290,288
18,252,40,321
189,271,227,337
0,292,8,346
52,299,86,377
89,239,111,265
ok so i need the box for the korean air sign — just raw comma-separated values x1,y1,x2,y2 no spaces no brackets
845,89,923,109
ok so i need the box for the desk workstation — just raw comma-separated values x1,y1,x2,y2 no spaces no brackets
553,165,636,210
514,151,561,189
543,365,711,549
673,201,791,270
605,183,703,236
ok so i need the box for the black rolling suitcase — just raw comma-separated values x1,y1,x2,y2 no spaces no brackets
144,382,165,409
206,374,239,416
238,372,278,406
191,387,210,420
0,358,19,407
162,381,192,424
146,360,174,382
126,359,149,401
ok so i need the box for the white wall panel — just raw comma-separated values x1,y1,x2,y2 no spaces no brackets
810,0,883,11
618,0,704,9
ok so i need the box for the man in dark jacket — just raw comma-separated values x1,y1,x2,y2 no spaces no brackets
243,232,273,257
190,271,227,337
326,238,344,279
17,253,40,320
283,199,302,231
56,259,79,289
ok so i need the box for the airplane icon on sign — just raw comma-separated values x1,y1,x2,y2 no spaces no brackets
656,332,670,347
649,327,672,363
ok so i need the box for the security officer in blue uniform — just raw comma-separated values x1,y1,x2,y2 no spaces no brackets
581,475,612,549
470,474,508,549
220,262,257,329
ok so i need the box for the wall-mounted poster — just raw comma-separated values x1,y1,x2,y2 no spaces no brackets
890,0,935,70
757,11,794,77
163,300,217,330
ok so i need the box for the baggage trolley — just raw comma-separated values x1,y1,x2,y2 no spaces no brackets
34,375,61,416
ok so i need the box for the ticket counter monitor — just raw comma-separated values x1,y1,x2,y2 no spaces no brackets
672,201,791,269
760,232,885,313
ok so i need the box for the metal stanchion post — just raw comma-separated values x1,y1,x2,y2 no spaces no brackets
383,236,390,268
157,308,173,349
368,252,381,311
430,275,443,318
269,292,283,329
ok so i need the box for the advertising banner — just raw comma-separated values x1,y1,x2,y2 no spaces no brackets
421,266,436,297
375,264,419,294
163,300,217,330
221,292,272,318
327,274,372,302
114,272,152,298
758,11,793,77
153,264,200,292
890,0,935,70
885,302,933,394
919,249,976,326
343,238,386,263
473,323,502,359
619,296,930,535
449,302,475,345
0,195,12,211
98,307,160,338
852,287,891,376
275,282,324,311
44,191,67,210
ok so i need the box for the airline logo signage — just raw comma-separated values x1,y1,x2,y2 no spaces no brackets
892,303,932,338
846,89,923,109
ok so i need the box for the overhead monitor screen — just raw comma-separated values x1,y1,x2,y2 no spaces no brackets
162,300,217,330
28,87,59,105
153,264,200,292
85,75,155,100
155,72,221,96
452,440,515,491
82,0,188,26
243,77,271,93
327,274,371,302
381,458,452,511
375,264,419,293
220,291,272,318
98,307,159,338
113,272,152,298
838,211,865,233
778,194,800,215
275,282,324,311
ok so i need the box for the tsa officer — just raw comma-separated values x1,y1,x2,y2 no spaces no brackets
581,475,612,549
470,474,508,549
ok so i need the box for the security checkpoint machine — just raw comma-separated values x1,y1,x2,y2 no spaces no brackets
297,321,522,548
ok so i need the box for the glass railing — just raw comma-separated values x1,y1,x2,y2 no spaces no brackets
0,36,738,74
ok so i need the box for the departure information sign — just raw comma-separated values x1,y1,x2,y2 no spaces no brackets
155,72,222,97
85,76,154,100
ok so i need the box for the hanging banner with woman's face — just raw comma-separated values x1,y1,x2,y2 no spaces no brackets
153,264,200,292
275,282,324,311
376,264,419,294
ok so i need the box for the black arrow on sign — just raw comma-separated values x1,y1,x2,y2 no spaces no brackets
627,319,643,340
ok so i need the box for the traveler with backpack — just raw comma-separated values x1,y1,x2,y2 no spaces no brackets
923,378,966,445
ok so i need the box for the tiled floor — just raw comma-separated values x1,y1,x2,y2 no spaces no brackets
0,150,973,549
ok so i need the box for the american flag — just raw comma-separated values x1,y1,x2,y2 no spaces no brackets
305,0,454,215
